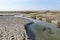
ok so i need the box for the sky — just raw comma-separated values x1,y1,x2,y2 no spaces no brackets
0,0,60,11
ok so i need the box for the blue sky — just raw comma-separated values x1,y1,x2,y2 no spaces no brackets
0,0,60,11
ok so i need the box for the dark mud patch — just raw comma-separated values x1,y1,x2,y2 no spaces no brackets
25,22,36,40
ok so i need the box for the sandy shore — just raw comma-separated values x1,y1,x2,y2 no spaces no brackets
0,16,32,40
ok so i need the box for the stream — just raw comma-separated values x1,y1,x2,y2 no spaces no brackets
14,15,60,40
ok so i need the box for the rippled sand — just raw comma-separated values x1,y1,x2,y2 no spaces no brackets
0,16,32,40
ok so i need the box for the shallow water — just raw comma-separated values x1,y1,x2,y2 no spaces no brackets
14,15,60,40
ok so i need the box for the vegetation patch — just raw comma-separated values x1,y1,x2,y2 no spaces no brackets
57,22,60,28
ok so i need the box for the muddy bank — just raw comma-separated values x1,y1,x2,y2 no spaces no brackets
25,22,36,40
24,19,60,40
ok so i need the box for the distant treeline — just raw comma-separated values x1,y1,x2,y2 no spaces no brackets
0,11,38,13
0,10,60,14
